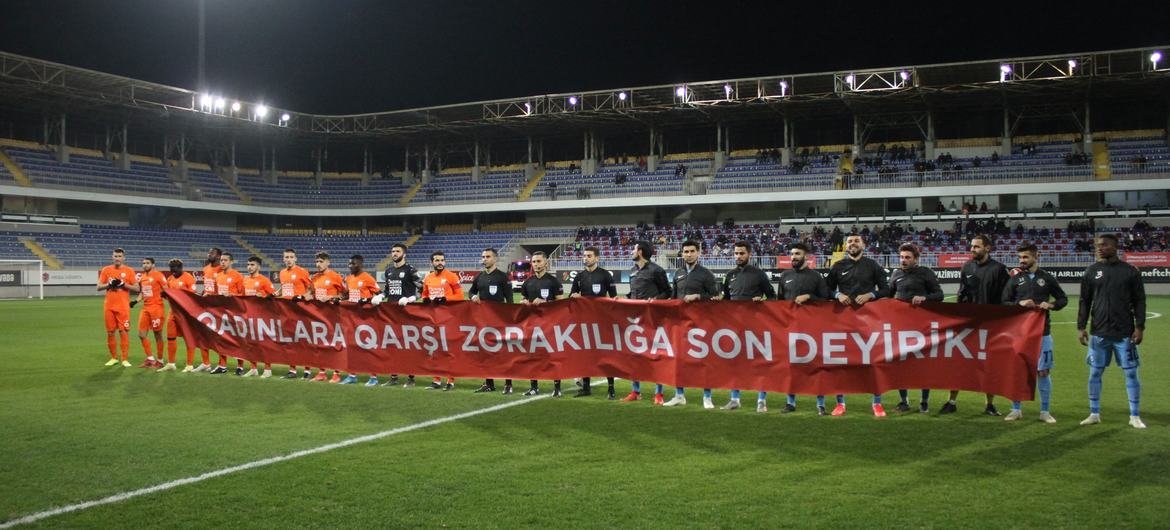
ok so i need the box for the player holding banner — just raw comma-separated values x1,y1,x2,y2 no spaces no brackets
421,250,462,390
826,234,889,416
779,243,832,415
310,252,345,383
164,259,198,372
380,243,422,387
721,241,777,412
98,248,139,367
943,235,1011,416
212,253,245,375
881,243,944,413
135,257,168,369
569,246,618,399
243,256,277,378
1002,244,1066,423
278,249,314,380
340,255,381,386
193,247,222,372
519,252,564,396
1077,234,1147,429
469,248,514,394
667,239,721,409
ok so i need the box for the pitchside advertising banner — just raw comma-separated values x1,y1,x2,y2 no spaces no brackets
166,289,1046,401
0,270,21,286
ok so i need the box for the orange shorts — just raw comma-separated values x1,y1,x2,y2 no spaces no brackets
166,312,184,340
138,305,165,333
104,306,131,332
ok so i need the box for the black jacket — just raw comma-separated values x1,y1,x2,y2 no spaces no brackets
778,267,831,301
958,258,1010,304
1078,259,1146,339
883,266,944,302
673,263,720,300
1002,268,1067,336
723,263,777,300
383,262,421,300
826,256,888,298
629,261,671,300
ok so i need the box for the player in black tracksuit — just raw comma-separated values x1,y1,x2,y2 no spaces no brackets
569,246,618,398
383,243,422,387
825,234,890,416
469,248,515,394
778,244,832,415
666,240,721,408
1001,243,1067,422
720,241,777,412
520,252,564,396
941,235,1011,416
880,243,944,413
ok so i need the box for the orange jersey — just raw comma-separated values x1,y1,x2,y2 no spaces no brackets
201,264,222,295
99,264,137,308
245,273,276,297
138,270,168,308
421,269,464,300
345,272,380,302
214,269,245,297
312,269,345,300
167,272,197,292
278,266,312,299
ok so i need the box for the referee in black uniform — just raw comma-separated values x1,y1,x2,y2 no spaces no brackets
569,246,618,398
469,248,515,394
520,251,565,397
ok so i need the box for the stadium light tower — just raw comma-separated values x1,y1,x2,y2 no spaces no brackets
280,113,291,124
254,104,269,120
199,93,213,112
724,83,732,100
213,97,226,113
618,91,627,101
230,101,241,113
1152,51,1163,70
1000,64,1012,82
568,96,578,106
779,80,788,96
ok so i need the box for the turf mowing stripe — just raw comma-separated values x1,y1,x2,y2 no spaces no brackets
0,382,602,528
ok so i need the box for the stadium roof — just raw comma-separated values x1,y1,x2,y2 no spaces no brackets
2,45,1168,144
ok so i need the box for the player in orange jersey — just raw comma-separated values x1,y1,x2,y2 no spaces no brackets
339,255,382,385
98,248,140,367
162,259,198,372
192,247,223,372
420,250,463,390
310,252,345,383
277,248,315,380
209,252,245,375
241,256,277,378
135,257,168,370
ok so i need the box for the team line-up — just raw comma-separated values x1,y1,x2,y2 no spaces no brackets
95,232,1147,428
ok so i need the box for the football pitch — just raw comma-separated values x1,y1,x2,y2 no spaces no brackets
1,296,1167,528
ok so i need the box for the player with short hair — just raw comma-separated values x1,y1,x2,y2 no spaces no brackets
667,239,721,408
243,256,277,377
310,252,345,383
779,243,832,415
1002,244,1067,423
881,243,943,413
721,241,777,411
211,252,245,375
1077,234,1147,429
98,248,140,367
339,255,381,385
942,234,1011,416
469,247,514,394
569,246,618,399
135,257,168,369
163,259,198,372
381,243,423,387
520,252,564,396
420,250,463,390
277,248,314,379
622,240,671,404
826,234,889,416
193,247,223,372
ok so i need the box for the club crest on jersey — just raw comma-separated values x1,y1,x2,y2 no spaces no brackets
399,272,404,278
1095,270,1103,279
1037,278,1046,286
325,280,331,285
291,274,297,279
489,285,498,295
592,284,601,294
540,288,550,299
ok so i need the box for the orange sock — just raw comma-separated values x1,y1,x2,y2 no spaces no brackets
185,344,194,365
251,361,258,370
156,338,165,362
167,339,177,363
141,337,153,359
217,354,228,367
433,376,441,384
118,332,129,360
200,348,210,365
237,359,244,368
106,335,117,358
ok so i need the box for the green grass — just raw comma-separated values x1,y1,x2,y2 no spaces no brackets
1,296,1168,528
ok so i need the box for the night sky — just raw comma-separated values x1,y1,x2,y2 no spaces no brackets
0,1,1164,115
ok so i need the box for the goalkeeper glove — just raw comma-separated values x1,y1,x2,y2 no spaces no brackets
397,296,415,306
109,278,123,289
129,300,138,308
370,293,385,306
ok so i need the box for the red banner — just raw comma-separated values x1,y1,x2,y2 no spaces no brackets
937,254,970,268
1123,252,1170,267
165,289,1045,401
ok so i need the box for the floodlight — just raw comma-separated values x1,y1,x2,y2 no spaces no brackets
617,91,627,101
200,93,212,107
214,97,226,111
675,86,686,98
280,113,291,122
1000,64,1012,73
255,105,269,119
844,74,854,86
568,96,578,106
231,101,241,112
524,102,532,114
899,71,910,81
1152,52,1162,69
779,80,788,96
1067,59,1077,69
724,84,732,97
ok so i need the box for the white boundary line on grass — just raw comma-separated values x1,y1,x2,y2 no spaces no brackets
0,383,598,528
1051,311,1161,324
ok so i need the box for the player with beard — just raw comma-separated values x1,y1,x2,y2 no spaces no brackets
379,243,423,387
164,259,198,372
666,240,721,408
826,234,890,416
98,248,140,367
519,252,564,396
881,244,944,413
941,234,1010,416
1002,244,1067,423
191,247,222,372
469,248,515,394
421,251,463,390
621,240,671,404
778,243,832,415
721,241,777,412
340,255,381,385
135,257,168,369
569,246,618,399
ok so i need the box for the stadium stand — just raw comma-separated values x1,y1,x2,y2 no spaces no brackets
1109,136,1170,176
5,146,184,198
412,168,527,204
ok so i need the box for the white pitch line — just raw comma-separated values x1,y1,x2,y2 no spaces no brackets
0,383,597,528
1051,311,1161,324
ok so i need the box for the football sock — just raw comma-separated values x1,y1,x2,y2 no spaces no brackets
107,335,117,358
786,394,797,406
1088,366,1104,414
816,395,826,407
654,383,664,395
872,394,882,405
118,331,129,360
702,388,712,399
167,339,177,363
1123,367,1141,416
675,387,684,397
200,349,210,365
631,381,641,393
1038,374,1052,412
729,389,740,400
757,391,767,402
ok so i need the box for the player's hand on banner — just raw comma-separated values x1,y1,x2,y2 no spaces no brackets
370,293,385,306
398,296,415,306
293,295,306,301
1078,329,1089,345
855,292,874,305
836,293,852,305
911,295,926,305
1018,299,1036,308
